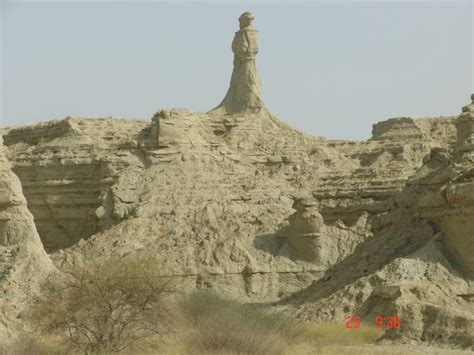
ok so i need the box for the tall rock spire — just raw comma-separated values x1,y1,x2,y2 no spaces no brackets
210,12,266,114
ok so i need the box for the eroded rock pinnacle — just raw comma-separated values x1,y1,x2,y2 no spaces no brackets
210,12,266,115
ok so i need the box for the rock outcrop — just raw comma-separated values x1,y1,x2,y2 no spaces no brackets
4,118,148,251
3,103,467,348
415,94,474,280
1,105,462,350
280,95,474,349
0,135,54,341
277,197,326,262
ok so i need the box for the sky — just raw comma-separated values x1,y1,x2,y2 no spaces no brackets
1,0,473,140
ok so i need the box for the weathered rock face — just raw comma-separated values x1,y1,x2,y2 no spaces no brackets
0,135,54,342
281,199,473,348
3,106,472,349
413,94,474,279
4,118,149,251
4,104,457,256
280,96,474,350
3,112,459,300
210,12,265,114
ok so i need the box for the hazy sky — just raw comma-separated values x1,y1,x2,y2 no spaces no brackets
1,0,473,140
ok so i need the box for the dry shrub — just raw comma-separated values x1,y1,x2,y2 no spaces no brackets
177,291,382,355
178,290,305,354
28,258,174,354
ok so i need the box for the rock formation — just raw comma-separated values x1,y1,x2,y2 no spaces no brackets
0,13,473,350
277,197,326,262
0,135,54,341
456,93,474,159
210,12,265,114
280,95,474,349
3,118,149,251
415,94,474,280
3,106,468,348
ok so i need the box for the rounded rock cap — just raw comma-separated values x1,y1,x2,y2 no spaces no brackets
462,94,474,113
292,197,319,210
239,12,255,22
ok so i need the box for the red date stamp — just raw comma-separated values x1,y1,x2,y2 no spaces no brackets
344,315,361,328
375,316,400,329
344,315,401,329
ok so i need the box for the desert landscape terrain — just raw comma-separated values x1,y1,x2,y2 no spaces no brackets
0,11,473,354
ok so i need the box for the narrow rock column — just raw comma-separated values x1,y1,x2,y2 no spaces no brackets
439,93,474,279
210,12,266,114
455,93,474,160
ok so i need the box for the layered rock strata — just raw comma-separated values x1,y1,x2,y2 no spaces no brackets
4,118,148,251
4,111,458,301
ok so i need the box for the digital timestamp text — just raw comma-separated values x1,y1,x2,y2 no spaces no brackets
344,316,401,329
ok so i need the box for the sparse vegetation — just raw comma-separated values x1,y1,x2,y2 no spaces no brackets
28,258,173,354
12,263,382,354
176,290,382,354
177,290,306,354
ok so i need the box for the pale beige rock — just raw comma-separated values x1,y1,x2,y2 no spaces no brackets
277,197,326,262
4,118,148,251
3,110,465,347
280,95,474,350
456,94,474,159
210,12,265,114
0,135,54,343
409,95,474,280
